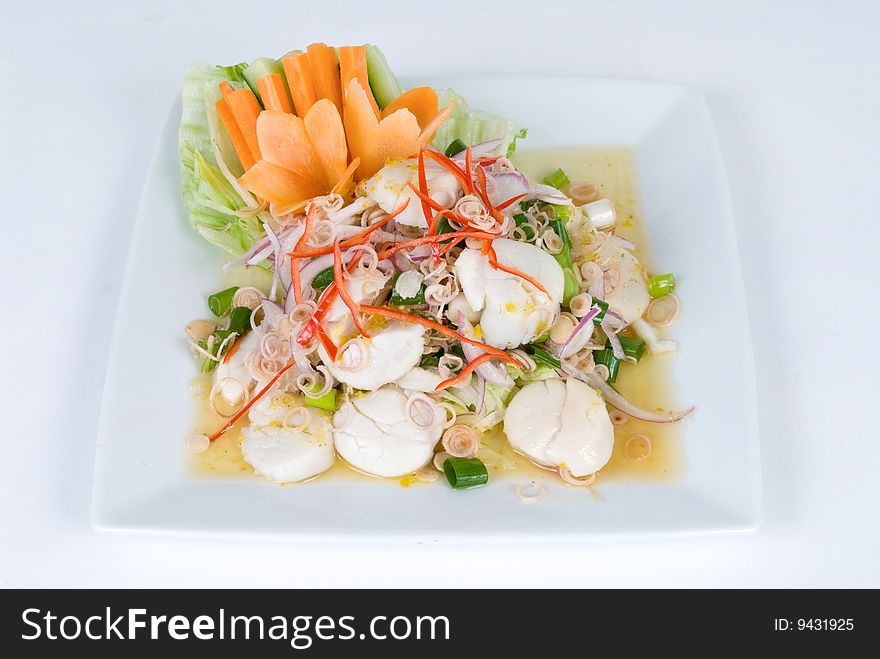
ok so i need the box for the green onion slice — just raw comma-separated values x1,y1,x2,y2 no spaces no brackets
648,273,676,299
443,457,489,489
543,168,570,189
444,138,467,158
208,286,239,317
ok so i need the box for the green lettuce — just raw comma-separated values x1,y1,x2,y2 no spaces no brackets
431,89,527,158
179,60,262,256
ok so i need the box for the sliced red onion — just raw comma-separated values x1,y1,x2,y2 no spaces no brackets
559,307,600,359
608,234,636,251
457,313,514,386
584,369,694,423
530,183,571,205
261,299,284,325
490,171,530,210
601,318,626,360
450,138,503,160
474,374,486,414
263,222,282,302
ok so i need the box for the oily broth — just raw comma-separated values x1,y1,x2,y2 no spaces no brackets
189,147,683,486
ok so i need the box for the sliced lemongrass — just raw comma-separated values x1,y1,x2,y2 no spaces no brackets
515,481,546,503
187,434,210,454
625,434,653,461
646,294,680,327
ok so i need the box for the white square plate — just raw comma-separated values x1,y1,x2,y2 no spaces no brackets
92,77,760,541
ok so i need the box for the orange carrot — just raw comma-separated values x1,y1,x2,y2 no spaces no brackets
303,99,347,185
334,241,370,337
339,46,379,117
435,353,508,390
222,331,246,364
290,205,316,305
360,305,518,363
496,193,526,211
224,88,263,162
215,98,256,170
417,100,456,147
209,360,297,441
331,157,360,198
238,160,324,208
306,42,343,113
218,81,235,96
382,86,438,128
288,198,411,259
282,52,319,116
376,231,497,260
424,149,472,194
257,74,292,113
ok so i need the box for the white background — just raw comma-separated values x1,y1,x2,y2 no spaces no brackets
2,0,878,587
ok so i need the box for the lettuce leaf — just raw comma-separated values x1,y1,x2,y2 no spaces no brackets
431,89,527,157
179,60,262,256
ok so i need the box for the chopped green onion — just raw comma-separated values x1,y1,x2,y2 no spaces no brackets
551,218,572,249
420,352,442,368
526,345,561,369
311,266,335,290
648,273,676,299
592,298,609,324
543,168,570,189
449,344,465,359
594,346,620,383
436,216,457,235
618,336,646,362
444,138,468,158
304,387,338,411
227,306,253,335
199,329,234,373
561,269,579,305
442,457,489,489
208,286,239,317
513,213,536,242
390,273,426,305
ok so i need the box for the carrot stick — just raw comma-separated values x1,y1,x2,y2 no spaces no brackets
222,331,247,364
334,241,371,337
282,53,318,116
215,98,256,170
376,231,496,260
290,204,316,305
224,88,263,162
435,353,508,390
416,100,456,147
424,149,472,194
360,305,517,363
218,81,235,96
306,42,343,113
209,360,297,441
287,198,411,259
257,74,292,113
339,45,380,117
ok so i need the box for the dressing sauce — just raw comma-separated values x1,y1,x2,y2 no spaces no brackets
189,147,684,487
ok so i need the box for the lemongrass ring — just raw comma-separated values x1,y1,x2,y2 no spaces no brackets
283,406,311,433
436,401,458,429
568,293,594,318
335,338,369,371
415,465,440,483
209,378,250,418
559,466,598,487
646,294,680,327
441,424,481,458
515,482,546,503
593,364,610,382
433,451,451,472
541,229,564,254
581,261,603,284
360,278,381,300
549,314,577,345
603,267,621,294
509,349,537,372
405,394,437,429
395,270,424,299
187,433,211,454
186,319,218,341
232,286,264,310
610,410,630,426
569,183,600,205
625,434,653,461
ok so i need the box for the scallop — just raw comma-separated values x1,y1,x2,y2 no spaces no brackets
363,159,461,229
317,321,425,391
333,386,441,477
241,394,334,483
454,238,564,349
503,378,614,477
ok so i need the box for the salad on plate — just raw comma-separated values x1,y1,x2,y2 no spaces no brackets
180,43,691,491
